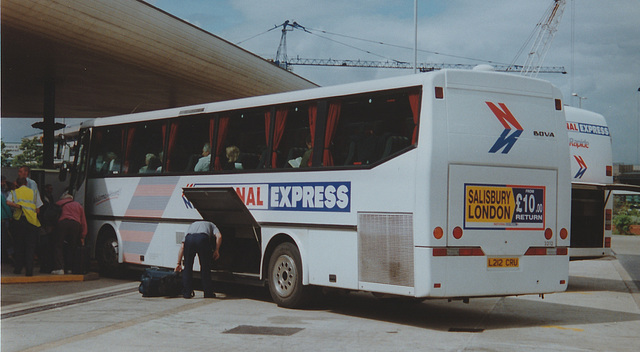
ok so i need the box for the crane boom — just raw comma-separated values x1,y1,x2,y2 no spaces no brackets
521,0,567,77
286,57,566,74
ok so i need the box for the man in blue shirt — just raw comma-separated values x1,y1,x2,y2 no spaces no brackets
175,221,222,298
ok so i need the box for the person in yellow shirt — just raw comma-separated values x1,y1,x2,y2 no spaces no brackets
6,177,42,276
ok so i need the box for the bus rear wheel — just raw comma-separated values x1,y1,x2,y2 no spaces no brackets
268,242,313,308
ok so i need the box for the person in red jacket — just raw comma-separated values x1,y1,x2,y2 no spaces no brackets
52,193,88,275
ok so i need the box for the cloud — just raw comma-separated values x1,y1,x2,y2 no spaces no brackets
151,0,640,163
7,1,637,163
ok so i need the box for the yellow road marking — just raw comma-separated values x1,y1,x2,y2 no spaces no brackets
542,325,584,332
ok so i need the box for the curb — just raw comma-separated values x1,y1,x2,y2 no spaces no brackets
1,272,99,284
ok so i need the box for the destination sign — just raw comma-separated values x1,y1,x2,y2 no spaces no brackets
464,184,545,230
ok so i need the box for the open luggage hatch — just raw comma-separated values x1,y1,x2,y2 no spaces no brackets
182,187,261,276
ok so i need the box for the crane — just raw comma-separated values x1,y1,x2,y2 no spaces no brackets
513,0,567,77
269,20,566,75
274,20,309,71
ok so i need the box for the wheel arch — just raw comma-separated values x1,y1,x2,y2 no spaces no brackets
96,222,123,263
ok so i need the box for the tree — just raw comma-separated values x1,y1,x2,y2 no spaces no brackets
11,137,43,168
613,214,633,235
1,140,13,167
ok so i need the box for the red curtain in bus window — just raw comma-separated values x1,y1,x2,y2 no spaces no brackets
166,122,179,171
124,127,136,174
323,102,341,166
214,116,230,170
307,104,317,167
409,92,420,144
272,108,288,167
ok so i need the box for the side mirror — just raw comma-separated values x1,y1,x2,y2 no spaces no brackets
59,163,68,182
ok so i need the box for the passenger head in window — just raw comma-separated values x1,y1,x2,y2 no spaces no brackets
193,143,211,172
139,153,161,173
225,146,241,170
101,152,120,175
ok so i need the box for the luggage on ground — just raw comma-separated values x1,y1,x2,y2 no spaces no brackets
139,267,183,297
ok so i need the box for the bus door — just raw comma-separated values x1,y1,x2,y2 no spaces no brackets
571,183,640,253
182,187,262,276
571,183,607,250
69,128,91,207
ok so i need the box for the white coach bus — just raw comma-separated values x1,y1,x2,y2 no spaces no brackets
565,107,640,259
66,70,571,307
565,107,614,259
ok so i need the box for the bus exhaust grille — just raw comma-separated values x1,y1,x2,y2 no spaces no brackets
358,212,414,287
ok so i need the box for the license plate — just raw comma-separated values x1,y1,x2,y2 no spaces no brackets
487,257,519,268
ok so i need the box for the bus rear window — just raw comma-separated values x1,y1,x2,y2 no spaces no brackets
329,89,420,167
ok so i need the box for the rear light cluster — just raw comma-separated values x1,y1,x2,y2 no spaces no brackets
605,237,611,248
433,227,444,239
524,247,568,256
560,228,568,240
433,247,484,257
605,209,612,231
432,226,570,256
606,165,612,177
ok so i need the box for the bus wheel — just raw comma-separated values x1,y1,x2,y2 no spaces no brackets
96,231,122,277
268,242,311,308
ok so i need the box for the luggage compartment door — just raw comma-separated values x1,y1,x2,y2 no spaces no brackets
182,187,261,274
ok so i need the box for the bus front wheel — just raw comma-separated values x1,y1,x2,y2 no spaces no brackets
267,242,313,308
96,231,122,277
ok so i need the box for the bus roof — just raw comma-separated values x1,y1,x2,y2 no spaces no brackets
81,69,555,129
565,106,608,126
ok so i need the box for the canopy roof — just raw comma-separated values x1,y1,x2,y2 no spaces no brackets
1,0,316,119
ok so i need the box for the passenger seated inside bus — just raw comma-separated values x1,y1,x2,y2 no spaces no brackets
224,145,242,170
156,152,164,172
100,152,121,175
288,135,312,168
193,143,211,172
139,153,161,173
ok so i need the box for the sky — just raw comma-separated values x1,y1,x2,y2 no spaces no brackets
2,0,639,164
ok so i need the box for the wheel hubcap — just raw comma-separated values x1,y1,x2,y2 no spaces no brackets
102,239,118,264
272,254,297,298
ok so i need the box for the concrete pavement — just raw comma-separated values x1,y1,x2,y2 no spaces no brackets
1,235,639,352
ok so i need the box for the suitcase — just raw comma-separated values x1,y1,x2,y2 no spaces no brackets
72,245,91,274
139,267,183,297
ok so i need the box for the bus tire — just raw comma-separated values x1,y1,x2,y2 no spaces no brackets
267,242,312,308
96,230,123,277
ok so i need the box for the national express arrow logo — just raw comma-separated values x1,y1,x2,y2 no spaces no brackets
574,155,588,179
487,102,523,154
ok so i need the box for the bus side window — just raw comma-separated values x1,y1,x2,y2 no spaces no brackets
89,126,123,177
122,121,165,175
222,109,265,170
272,105,309,169
165,115,212,173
